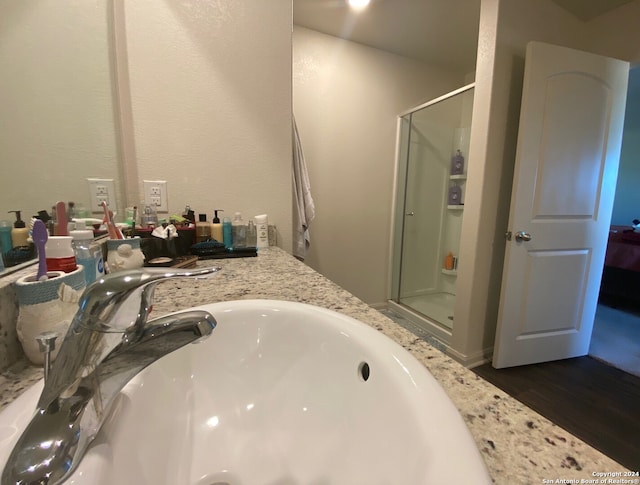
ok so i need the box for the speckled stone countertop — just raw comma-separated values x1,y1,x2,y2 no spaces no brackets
0,248,629,484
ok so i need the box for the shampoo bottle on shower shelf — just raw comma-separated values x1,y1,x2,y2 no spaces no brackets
448,185,462,205
450,149,465,175
444,252,454,271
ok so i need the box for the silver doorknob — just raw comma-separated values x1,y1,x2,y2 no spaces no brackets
514,231,532,242
405,211,415,216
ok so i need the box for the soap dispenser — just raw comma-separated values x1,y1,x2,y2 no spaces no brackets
211,210,223,242
8,211,29,248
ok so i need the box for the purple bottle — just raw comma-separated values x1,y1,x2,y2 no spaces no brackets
451,150,465,175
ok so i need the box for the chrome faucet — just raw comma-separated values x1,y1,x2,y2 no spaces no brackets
2,266,220,485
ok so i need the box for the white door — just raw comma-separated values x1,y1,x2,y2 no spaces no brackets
493,42,629,368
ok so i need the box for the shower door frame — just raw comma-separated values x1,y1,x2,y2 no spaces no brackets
389,83,475,345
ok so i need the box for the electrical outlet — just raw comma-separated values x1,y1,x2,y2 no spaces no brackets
87,178,116,213
143,180,168,212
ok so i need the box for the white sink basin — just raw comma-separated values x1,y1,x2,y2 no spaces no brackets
0,300,490,484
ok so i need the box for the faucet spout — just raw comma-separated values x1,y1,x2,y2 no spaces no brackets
2,267,219,485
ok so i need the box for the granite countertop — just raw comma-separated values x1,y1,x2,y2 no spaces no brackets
0,248,628,484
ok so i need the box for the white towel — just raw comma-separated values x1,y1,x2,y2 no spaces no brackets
292,115,315,260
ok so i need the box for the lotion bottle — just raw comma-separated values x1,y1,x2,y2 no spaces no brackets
211,210,223,242
9,211,29,248
254,214,269,248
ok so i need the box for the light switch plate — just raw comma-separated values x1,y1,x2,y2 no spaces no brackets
143,180,168,212
87,178,116,213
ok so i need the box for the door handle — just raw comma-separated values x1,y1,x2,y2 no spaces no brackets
405,211,415,216
514,231,532,242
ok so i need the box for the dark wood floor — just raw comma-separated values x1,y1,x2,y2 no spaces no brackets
472,356,640,471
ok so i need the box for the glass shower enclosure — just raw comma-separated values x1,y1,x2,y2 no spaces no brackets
390,84,474,340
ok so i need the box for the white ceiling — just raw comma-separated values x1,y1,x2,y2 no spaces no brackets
293,0,635,75
293,0,481,74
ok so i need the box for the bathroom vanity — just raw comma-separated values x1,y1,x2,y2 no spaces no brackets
0,248,627,483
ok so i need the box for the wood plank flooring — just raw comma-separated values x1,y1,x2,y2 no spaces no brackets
472,356,640,471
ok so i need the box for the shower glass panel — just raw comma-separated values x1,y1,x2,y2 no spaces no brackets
391,85,474,331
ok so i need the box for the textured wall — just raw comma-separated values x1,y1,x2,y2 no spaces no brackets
123,1,293,250
293,26,462,306
0,0,121,220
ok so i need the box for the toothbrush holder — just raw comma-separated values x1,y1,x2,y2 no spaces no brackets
13,265,85,365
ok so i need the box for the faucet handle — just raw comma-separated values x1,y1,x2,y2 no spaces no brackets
77,267,220,333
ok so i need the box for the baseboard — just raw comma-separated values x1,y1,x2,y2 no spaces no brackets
369,301,388,311
448,347,494,368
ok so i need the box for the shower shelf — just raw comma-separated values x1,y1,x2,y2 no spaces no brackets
442,269,457,276
447,205,464,210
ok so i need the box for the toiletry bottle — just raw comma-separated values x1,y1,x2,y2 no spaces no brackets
222,217,233,249
448,184,462,205
70,221,104,285
232,212,247,248
450,150,465,175
444,252,454,270
211,210,223,242
196,214,211,242
255,214,269,249
0,220,12,256
8,211,29,248
246,220,257,247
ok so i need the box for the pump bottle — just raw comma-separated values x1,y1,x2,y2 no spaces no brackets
211,210,223,242
8,211,29,248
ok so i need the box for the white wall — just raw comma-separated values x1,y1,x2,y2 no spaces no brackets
123,0,293,251
0,1,120,221
583,0,640,64
293,26,463,305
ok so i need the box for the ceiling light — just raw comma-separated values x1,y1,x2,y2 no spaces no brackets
348,0,370,9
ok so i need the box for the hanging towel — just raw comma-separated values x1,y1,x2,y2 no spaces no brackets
292,115,315,260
